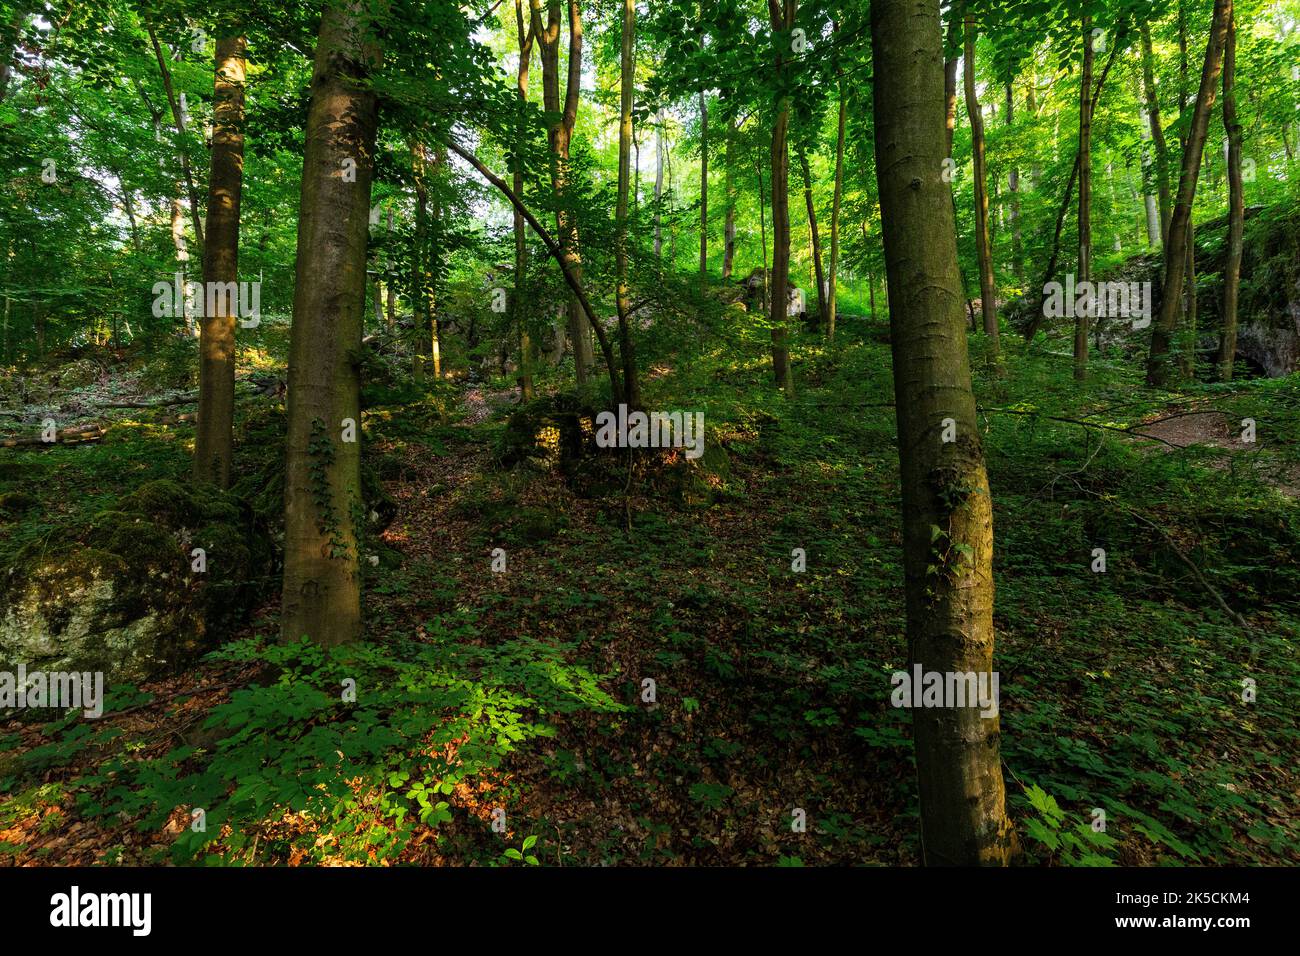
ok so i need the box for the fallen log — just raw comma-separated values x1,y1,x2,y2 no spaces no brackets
1,423,106,447
1,413,197,449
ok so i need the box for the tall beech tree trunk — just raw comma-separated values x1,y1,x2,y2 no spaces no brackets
964,14,999,360
280,2,381,646
871,0,1014,866
1147,0,1232,387
615,0,640,408
1218,8,1244,380
194,34,246,488
1076,17,1094,381
800,153,829,331
828,53,846,341
767,0,795,398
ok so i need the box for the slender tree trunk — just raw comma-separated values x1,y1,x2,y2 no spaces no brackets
1021,28,1124,342
1137,90,1162,247
1175,1,1199,381
171,198,191,333
828,54,846,341
943,12,959,158
800,153,829,332
767,0,795,398
1076,17,1094,381
654,110,664,263
757,163,769,313
699,88,709,278
1005,81,1023,287
964,14,999,361
723,105,737,279
515,0,536,400
1140,25,1173,242
441,138,622,402
194,34,246,488
871,0,1014,867
280,2,381,646
1218,8,1244,380
1147,0,1231,387
411,142,442,380
530,0,593,385
615,0,640,408
148,27,204,252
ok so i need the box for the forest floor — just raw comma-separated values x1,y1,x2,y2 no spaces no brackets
1,323,1298,866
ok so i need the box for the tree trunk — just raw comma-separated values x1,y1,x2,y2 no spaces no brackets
1006,82,1023,287
1218,8,1244,380
1076,17,1094,381
171,198,191,333
411,142,442,380
441,138,623,402
767,0,795,398
964,14,999,360
280,2,381,646
515,0,536,401
1147,0,1231,387
1021,28,1124,343
654,110,664,263
871,0,1014,866
943,13,959,158
615,0,640,408
723,106,737,279
530,0,592,385
1140,25,1172,242
148,27,204,252
699,88,709,278
1137,91,1162,247
800,153,829,332
194,34,247,489
828,54,846,342
1174,1,1198,381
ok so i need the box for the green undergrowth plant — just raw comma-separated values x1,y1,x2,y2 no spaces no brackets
4,615,625,865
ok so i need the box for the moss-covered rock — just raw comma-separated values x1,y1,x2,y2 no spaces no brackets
0,479,274,683
497,393,598,471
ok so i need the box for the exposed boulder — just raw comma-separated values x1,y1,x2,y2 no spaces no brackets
0,479,274,683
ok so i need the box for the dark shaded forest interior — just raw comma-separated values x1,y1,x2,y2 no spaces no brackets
0,0,1297,868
